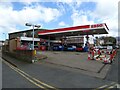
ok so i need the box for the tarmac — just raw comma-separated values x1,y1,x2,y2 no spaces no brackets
36,51,111,79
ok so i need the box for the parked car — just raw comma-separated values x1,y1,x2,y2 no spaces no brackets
76,46,83,52
113,45,119,49
63,45,68,51
83,46,89,52
40,45,46,51
52,44,64,51
95,46,103,49
67,45,76,51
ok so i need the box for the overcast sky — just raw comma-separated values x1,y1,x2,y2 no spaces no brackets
0,0,119,40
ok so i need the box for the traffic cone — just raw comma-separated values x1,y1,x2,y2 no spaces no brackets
113,50,116,58
91,50,95,60
88,53,91,60
103,55,108,63
115,50,117,55
110,53,113,60
100,58,103,61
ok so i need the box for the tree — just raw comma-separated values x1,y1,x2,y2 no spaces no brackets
99,36,116,46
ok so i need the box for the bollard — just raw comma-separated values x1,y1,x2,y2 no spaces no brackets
32,50,37,63
91,50,95,60
32,50,36,56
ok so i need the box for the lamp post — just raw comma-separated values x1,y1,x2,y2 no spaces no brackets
3,33,7,51
25,23,41,50
86,35,89,45
3,33,7,41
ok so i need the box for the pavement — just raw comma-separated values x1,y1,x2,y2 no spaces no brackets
105,49,119,82
36,51,111,79
36,54,47,60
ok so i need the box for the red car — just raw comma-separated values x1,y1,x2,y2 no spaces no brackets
40,45,46,51
76,46,83,52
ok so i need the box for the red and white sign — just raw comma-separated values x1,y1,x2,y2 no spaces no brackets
91,24,103,28
38,23,108,35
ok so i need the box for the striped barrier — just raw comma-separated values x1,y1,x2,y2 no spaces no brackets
88,48,117,64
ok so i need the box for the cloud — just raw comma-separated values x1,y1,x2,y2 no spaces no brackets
71,10,94,26
93,0,118,19
58,21,66,26
0,0,119,40
0,2,61,34
93,0,118,36
69,0,119,36
18,0,40,5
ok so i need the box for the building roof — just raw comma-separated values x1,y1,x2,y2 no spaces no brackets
9,28,48,35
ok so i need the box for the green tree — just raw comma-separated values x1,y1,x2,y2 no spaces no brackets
100,36,116,46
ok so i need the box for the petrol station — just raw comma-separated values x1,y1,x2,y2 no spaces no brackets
2,22,118,86
5,23,116,70
8,23,109,52
38,23,109,51
37,23,117,64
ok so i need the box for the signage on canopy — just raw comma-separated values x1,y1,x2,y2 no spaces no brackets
91,24,103,28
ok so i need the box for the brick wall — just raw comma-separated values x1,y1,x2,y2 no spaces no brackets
9,39,17,52
2,50,35,63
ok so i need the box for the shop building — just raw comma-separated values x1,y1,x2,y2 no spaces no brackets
9,29,47,52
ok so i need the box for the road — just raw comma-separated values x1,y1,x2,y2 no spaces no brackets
1,50,119,89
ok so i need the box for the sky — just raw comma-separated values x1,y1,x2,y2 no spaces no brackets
0,0,119,41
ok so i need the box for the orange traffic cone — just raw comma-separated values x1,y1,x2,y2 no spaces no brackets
88,53,91,60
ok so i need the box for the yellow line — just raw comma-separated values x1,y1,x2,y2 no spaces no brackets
18,68,58,89
13,63,57,89
12,66,46,89
108,84,117,88
2,59,58,89
98,85,108,88
104,88,110,90
3,60,46,89
95,82,116,90
33,78,56,89
110,82,116,85
6,60,57,89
